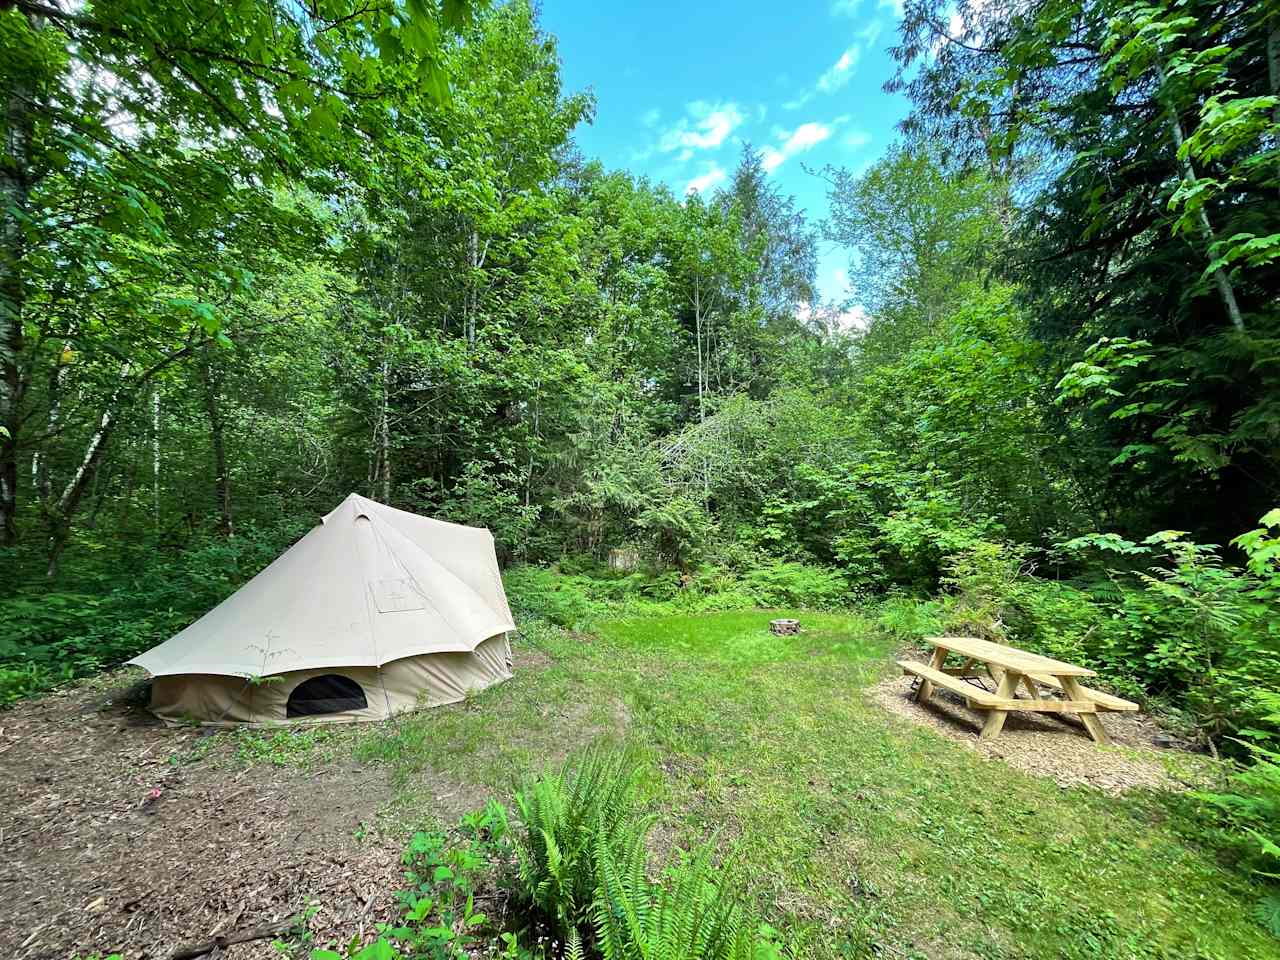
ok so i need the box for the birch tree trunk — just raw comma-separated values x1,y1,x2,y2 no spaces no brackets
151,388,161,527
31,345,69,503
199,348,233,535
1158,65,1245,332
466,230,478,348
45,363,132,576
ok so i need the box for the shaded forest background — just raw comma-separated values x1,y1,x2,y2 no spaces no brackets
1,0,1278,789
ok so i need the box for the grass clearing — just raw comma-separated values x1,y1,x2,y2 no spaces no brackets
339,607,1276,959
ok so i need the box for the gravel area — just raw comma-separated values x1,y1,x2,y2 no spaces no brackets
868,673,1216,794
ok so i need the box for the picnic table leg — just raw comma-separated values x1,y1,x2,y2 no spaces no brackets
1020,674,1039,700
978,671,1019,741
1061,676,1111,745
916,645,950,705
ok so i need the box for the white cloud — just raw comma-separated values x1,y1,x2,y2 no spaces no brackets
842,129,872,149
858,21,884,46
817,44,862,93
785,20,887,109
832,304,870,333
641,107,662,128
830,0,862,15
761,120,839,172
658,101,745,161
685,164,727,195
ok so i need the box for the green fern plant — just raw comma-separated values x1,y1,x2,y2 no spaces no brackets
591,829,761,960
1254,891,1280,938
514,746,646,935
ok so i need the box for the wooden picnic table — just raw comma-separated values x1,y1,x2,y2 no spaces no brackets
897,636,1138,745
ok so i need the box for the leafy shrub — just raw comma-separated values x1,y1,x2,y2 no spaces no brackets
1063,512,1280,745
636,496,715,571
504,566,609,630
737,561,849,608
875,490,1003,590
1194,691,1280,936
875,594,944,644
0,519,309,703
317,800,516,960
436,459,542,563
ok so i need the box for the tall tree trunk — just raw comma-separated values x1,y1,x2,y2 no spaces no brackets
0,13,39,545
694,276,705,424
466,230,478,348
151,388,161,528
45,364,131,576
1158,65,1245,332
31,344,70,503
199,349,233,535
369,335,391,503
1269,20,1280,135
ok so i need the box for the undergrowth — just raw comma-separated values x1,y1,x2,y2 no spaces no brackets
314,748,796,960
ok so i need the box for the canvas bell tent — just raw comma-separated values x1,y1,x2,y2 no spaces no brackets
128,494,517,725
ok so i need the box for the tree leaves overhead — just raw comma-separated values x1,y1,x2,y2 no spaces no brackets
889,0,1280,540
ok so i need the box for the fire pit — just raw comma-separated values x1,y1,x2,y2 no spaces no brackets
769,618,800,636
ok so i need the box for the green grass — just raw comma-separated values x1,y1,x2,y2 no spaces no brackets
340,608,1274,958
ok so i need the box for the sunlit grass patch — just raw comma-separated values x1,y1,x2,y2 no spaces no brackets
595,608,886,664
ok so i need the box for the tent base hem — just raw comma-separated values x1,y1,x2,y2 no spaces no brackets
146,634,513,726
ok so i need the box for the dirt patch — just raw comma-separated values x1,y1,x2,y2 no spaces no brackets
0,672,482,959
867,674,1213,795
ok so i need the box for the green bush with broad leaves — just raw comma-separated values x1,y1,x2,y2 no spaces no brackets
1194,691,1280,937
1061,509,1280,747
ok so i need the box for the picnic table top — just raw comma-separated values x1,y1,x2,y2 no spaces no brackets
922,635,1096,678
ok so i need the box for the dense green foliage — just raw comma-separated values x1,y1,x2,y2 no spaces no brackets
3,0,1280,946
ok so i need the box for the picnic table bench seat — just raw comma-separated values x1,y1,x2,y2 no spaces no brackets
898,660,1100,713
895,660,1006,709
1023,671,1139,712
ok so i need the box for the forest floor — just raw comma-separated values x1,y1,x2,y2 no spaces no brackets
2,609,1276,960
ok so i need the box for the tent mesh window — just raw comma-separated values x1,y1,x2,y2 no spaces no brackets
286,674,368,718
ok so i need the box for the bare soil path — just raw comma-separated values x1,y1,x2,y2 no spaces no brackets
0,675,413,959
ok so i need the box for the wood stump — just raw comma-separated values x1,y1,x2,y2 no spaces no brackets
769,618,800,636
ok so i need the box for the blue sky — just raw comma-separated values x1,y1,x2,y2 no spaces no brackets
539,0,913,306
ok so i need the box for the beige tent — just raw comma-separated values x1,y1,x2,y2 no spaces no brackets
128,494,517,725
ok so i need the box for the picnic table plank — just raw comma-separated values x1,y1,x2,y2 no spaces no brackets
1025,672,1140,712
922,636,1095,677
897,660,1006,708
